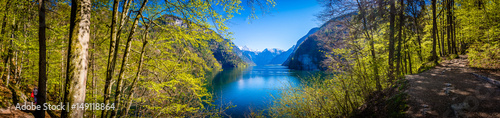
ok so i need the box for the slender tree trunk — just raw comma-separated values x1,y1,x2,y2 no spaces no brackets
389,0,396,82
120,28,148,118
60,40,65,103
61,0,91,117
446,0,453,54
437,27,442,56
110,1,148,117
432,0,438,64
414,16,423,62
90,14,98,118
5,58,9,87
396,0,404,78
36,0,47,117
13,51,17,86
408,48,412,74
102,0,120,117
90,52,94,118
114,0,132,43
451,0,457,54
403,28,407,74
444,10,449,57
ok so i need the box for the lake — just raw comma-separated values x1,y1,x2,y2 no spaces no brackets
208,65,317,117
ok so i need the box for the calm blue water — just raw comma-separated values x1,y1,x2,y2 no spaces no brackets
208,65,312,117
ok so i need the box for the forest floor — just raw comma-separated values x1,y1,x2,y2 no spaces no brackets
406,55,500,117
0,106,34,118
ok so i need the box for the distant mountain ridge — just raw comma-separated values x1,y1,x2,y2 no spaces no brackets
236,46,289,66
269,46,294,64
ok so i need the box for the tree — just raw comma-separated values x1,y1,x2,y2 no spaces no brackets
119,23,149,118
432,0,438,64
61,0,91,117
389,0,396,82
110,0,148,117
35,0,47,117
101,0,120,117
396,0,404,77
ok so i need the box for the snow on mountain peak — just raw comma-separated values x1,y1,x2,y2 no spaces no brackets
238,45,253,51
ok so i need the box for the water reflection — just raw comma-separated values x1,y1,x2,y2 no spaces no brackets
208,65,321,117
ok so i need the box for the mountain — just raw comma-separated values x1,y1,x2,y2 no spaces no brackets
160,15,247,69
269,46,294,64
253,48,284,65
283,13,353,70
231,45,256,66
210,39,249,68
238,46,254,51
282,28,320,66
237,46,285,66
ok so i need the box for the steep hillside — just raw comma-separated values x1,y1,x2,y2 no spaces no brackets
231,44,255,66
210,39,248,68
282,28,319,66
283,14,352,70
163,15,247,69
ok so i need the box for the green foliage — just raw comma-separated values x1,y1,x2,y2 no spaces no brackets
417,61,437,73
468,42,500,69
268,73,366,117
456,0,500,69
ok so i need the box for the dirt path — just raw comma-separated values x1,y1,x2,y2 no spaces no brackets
0,106,34,118
406,55,500,118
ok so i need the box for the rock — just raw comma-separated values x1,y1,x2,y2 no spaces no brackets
451,102,470,117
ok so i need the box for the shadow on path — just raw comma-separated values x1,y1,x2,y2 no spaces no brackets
406,55,500,117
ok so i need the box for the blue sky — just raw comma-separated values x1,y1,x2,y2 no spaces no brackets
227,0,323,51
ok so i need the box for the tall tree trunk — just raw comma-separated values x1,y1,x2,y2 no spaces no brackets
90,42,95,118
102,0,120,117
36,0,47,117
403,28,408,74
451,0,457,54
389,0,396,82
441,10,446,56
396,0,404,78
120,28,148,118
437,27,442,56
408,48,412,74
90,14,98,118
61,0,91,117
432,0,438,64
414,15,423,62
60,40,65,103
5,58,9,87
114,0,132,44
446,0,453,54
110,0,148,117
